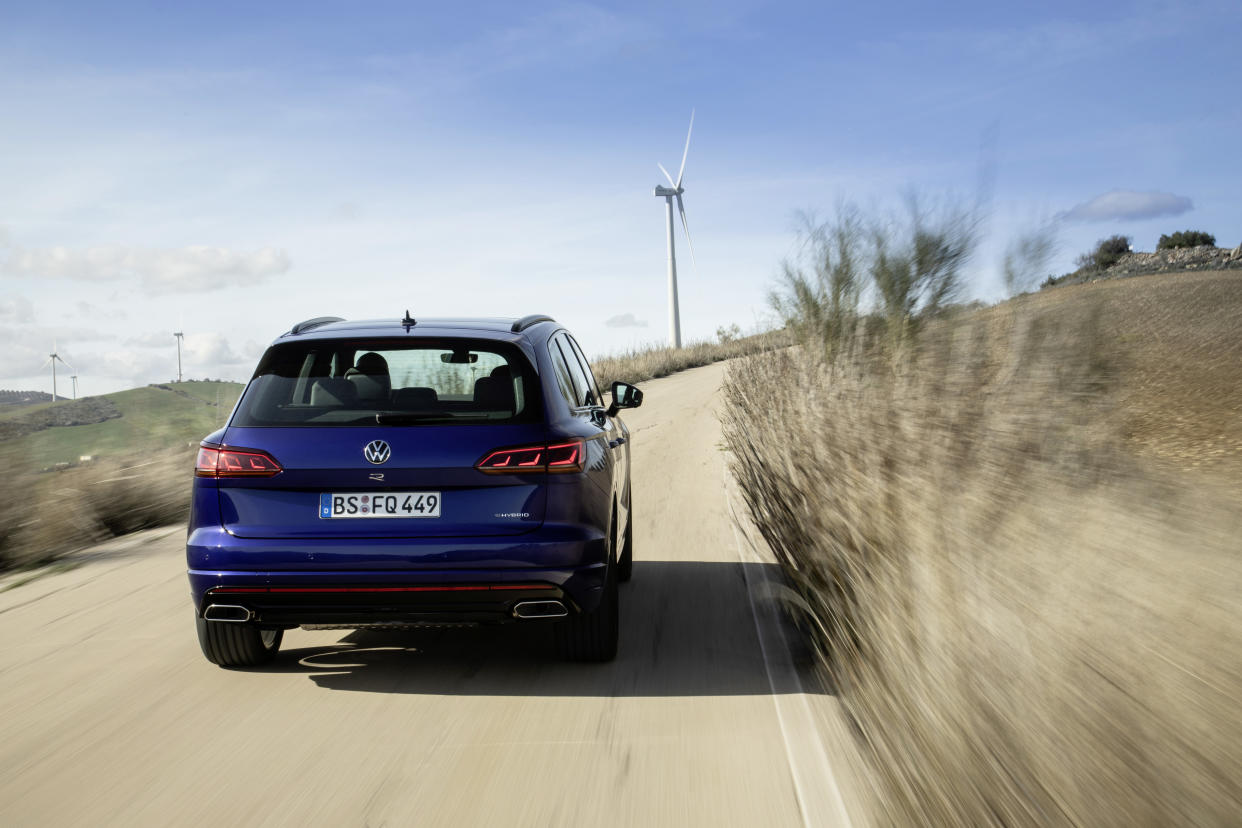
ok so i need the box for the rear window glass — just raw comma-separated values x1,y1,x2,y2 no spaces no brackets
231,338,541,427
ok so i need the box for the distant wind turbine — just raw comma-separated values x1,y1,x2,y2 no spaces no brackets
654,110,697,349
41,344,73,403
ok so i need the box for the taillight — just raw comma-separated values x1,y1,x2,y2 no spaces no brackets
476,440,584,474
196,445,283,478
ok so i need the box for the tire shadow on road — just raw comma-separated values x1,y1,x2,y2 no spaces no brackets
250,560,830,698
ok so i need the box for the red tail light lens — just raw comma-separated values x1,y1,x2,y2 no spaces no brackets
196,446,283,478
477,440,584,474
546,441,583,470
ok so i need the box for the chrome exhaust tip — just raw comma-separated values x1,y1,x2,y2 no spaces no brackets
512,600,568,619
203,604,254,623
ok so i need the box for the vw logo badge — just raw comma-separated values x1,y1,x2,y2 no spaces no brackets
363,439,391,465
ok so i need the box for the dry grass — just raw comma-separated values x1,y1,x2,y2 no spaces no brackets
590,332,787,392
724,295,1242,825
0,448,193,571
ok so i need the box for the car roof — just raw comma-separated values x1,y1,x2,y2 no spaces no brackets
275,315,559,343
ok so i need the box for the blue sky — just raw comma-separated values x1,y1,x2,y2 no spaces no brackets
2,0,1239,394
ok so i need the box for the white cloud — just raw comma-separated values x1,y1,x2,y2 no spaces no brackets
605,313,648,329
0,295,35,324
71,333,248,386
0,325,114,347
0,326,118,381
185,332,250,367
126,331,181,348
75,299,126,319
0,242,290,294
1057,190,1193,223
77,349,169,384
0,325,254,388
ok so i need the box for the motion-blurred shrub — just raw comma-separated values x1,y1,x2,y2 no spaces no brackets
79,449,194,536
725,288,1242,822
1157,229,1216,250
1003,225,1056,296
0,448,193,571
771,200,978,352
0,455,27,567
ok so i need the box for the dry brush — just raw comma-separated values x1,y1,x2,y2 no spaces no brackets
724,295,1242,824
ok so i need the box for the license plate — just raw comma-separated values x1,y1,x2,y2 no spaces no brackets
319,492,441,519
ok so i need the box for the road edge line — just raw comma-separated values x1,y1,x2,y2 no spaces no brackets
722,460,853,828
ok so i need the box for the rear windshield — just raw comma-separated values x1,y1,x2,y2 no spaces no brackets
231,338,541,427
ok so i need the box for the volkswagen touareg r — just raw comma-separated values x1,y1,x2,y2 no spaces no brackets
187,314,642,666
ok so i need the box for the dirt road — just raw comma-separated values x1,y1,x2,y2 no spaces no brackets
0,361,857,827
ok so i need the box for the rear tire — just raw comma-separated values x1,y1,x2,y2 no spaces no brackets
556,541,619,662
196,616,283,667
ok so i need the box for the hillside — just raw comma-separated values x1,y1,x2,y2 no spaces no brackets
1,380,243,471
1023,268,1242,481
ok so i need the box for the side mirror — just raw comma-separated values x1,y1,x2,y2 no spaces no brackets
607,381,643,416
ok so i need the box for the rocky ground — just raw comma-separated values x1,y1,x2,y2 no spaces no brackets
1046,243,1242,288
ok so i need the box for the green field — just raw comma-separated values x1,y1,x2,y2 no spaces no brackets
0,398,57,421
5,381,244,470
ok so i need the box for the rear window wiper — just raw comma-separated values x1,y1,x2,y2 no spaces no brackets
374,412,448,425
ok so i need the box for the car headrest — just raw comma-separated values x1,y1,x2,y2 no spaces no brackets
473,376,515,412
392,387,438,410
309,378,357,406
355,352,389,376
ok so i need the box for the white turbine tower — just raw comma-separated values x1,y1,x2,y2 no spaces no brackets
41,344,73,403
654,110,697,349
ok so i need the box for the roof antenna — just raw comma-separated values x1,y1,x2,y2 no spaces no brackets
402,309,416,332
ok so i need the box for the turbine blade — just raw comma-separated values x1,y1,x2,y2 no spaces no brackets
57,356,74,371
676,193,697,268
657,163,675,188
676,109,695,187
40,357,52,369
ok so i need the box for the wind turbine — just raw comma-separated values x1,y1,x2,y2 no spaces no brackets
174,330,184,382
654,110,697,349
71,375,78,400
41,344,73,403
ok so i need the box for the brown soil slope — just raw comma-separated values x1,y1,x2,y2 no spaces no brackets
1030,270,1242,479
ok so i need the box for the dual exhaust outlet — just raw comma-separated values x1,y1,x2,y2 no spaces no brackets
511,600,567,619
203,604,253,623
204,601,567,622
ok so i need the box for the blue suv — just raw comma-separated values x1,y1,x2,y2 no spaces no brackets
187,314,642,666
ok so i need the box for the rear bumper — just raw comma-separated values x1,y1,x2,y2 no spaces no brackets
186,524,608,624
197,581,580,626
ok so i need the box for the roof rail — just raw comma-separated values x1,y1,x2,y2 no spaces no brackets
290,316,345,335
511,314,556,333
